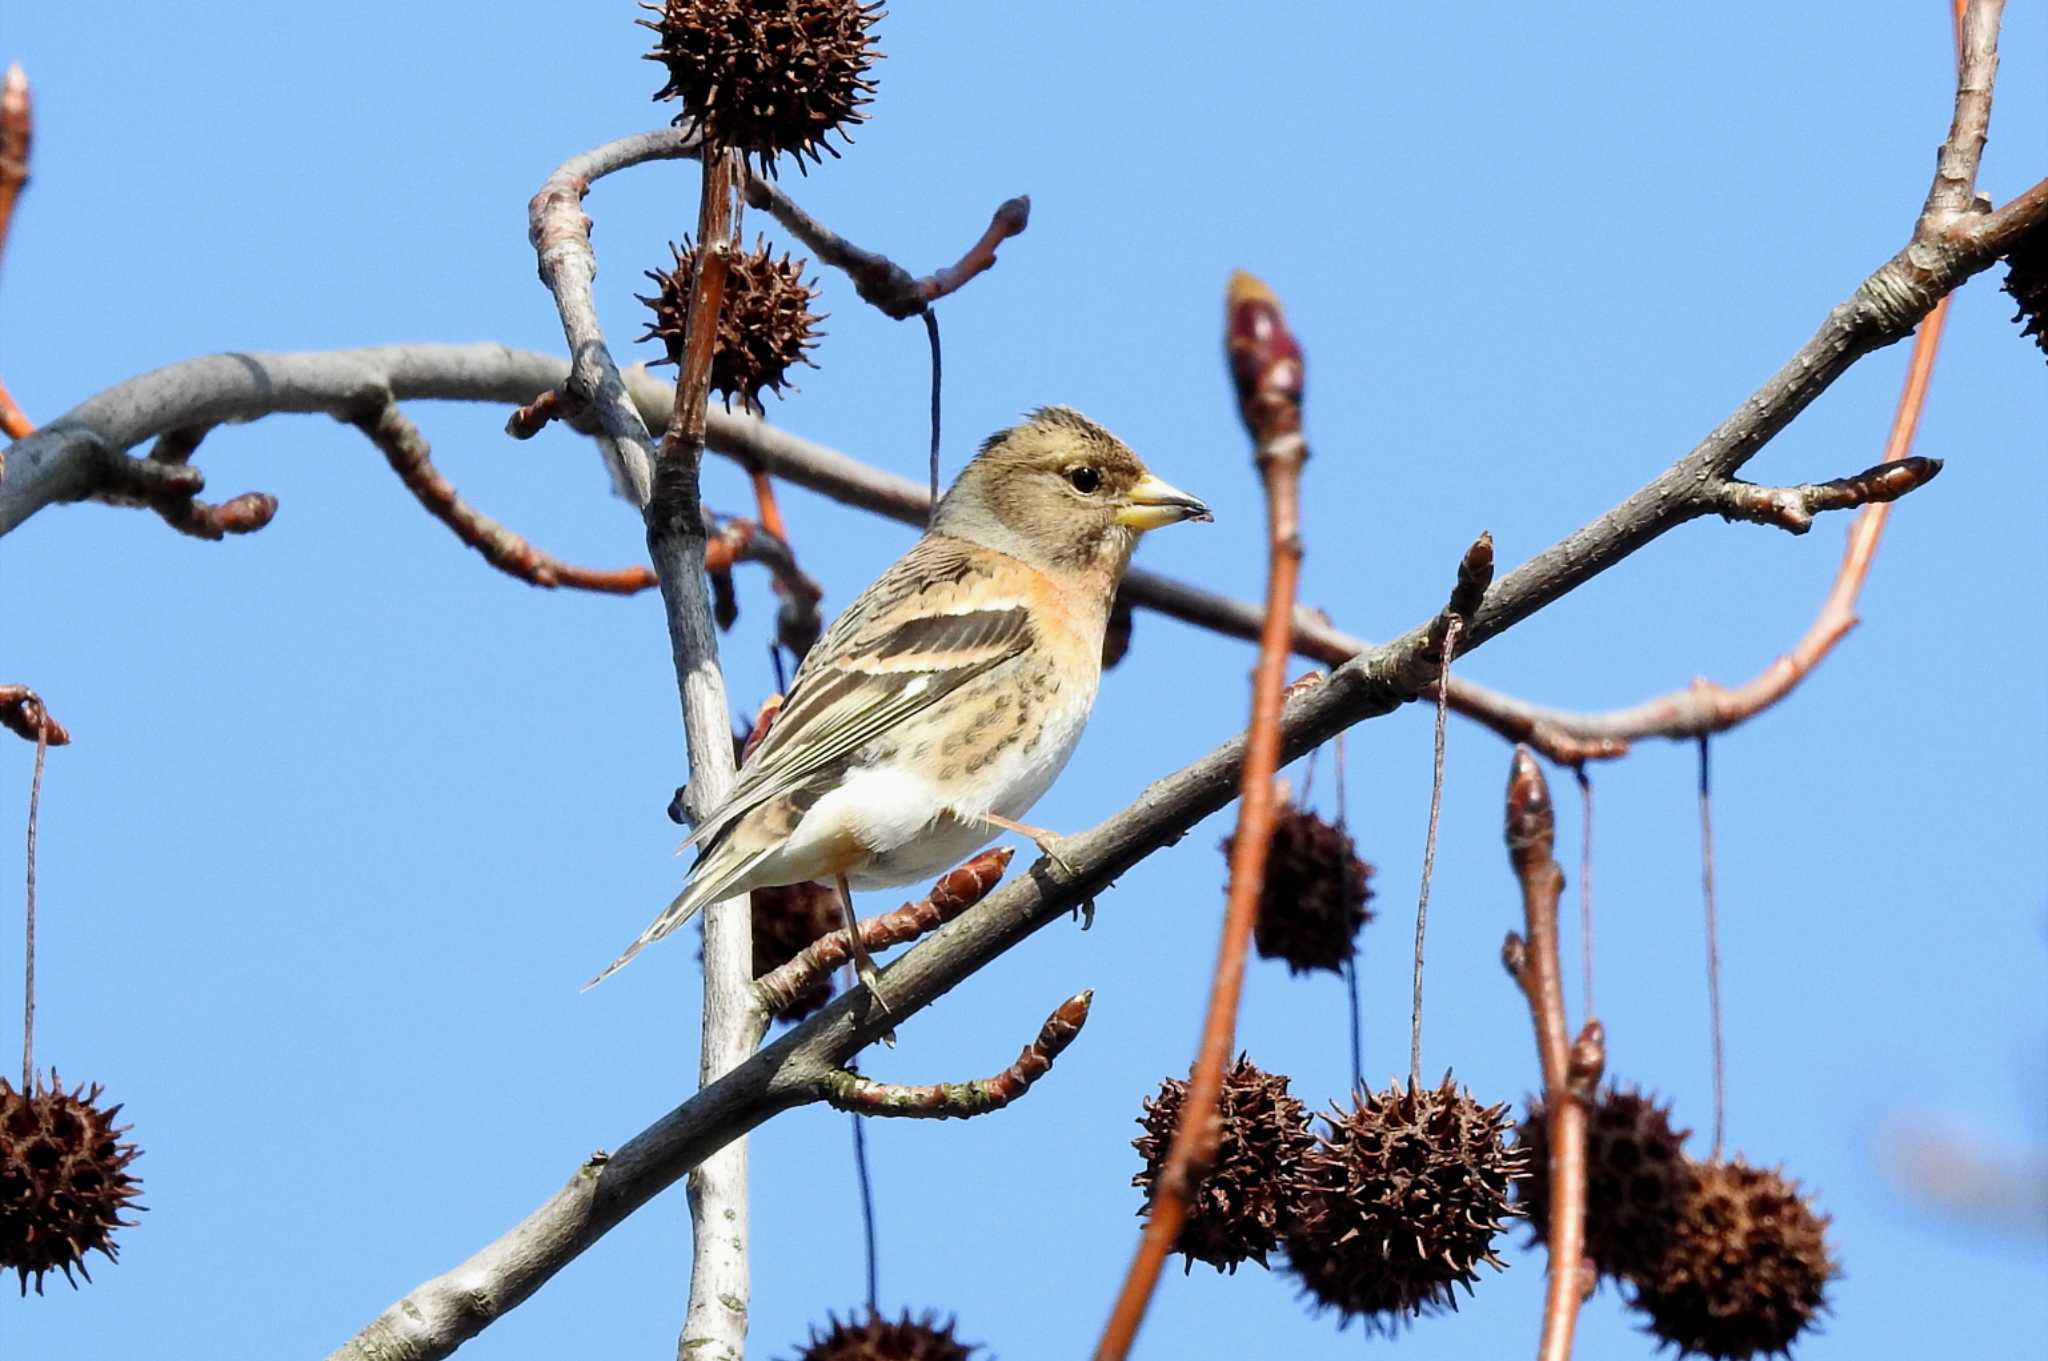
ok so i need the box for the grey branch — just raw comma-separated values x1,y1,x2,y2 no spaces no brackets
527,124,756,1361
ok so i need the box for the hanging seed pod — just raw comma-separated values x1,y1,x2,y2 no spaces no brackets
0,1072,144,1294
1631,1158,1835,1360
2001,222,2048,358
787,1308,979,1361
639,237,824,410
1516,1086,1695,1287
1283,1074,1523,1328
642,0,883,174
1100,597,1135,669
751,880,844,1023
1225,804,1374,976
1131,1055,1314,1274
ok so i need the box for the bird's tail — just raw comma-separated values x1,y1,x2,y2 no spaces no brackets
583,841,776,990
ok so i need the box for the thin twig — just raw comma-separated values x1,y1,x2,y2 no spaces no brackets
752,849,1013,1017
818,990,1093,1118
348,403,658,594
922,308,941,521
743,181,1030,321
1342,952,1364,1096
0,62,27,282
0,377,30,440
1574,766,1594,1021
1503,746,1604,1361
1411,611,1461,1089
1697,735,1725,1161
22,707,46,1090
849,1108,878,1311
1094,270,1306,1361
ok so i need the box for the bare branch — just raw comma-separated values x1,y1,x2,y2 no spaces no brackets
1098,270,1305,1361
1502,747,1602,1361
817,989,1092,1119
0,62,27,281
346,402,656,594
744,180,1030,320
1708,457,1942,535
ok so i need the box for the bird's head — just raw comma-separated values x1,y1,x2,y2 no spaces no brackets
932,406,1211,580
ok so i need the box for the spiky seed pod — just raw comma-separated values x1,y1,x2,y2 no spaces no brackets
2001,222,2048,358
787,1309,978,1361
642,0,883,174
1632,1158,1835,1360
1226,804,1374,976
1131,1055,1315,1274
1283,1074,1524,1328
1516,1087,1696,1286
638,237,824,410
752,880,844,1022
0,1072,144,1294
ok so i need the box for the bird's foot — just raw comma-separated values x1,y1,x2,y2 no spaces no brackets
973,811,1077,877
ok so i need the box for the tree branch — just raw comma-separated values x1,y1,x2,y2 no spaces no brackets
346,402,656,594
526,123,759,1361
1502,748,1605,1361
1096,270,1307,1361
752,848,1013,1018
743,179,1030,320
817,989,1092,1118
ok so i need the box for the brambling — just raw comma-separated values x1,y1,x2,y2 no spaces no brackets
591,407,1210,996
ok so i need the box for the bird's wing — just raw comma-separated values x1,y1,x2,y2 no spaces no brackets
680,534,1038,855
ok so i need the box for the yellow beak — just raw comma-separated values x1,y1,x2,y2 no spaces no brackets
1115,473,1213,531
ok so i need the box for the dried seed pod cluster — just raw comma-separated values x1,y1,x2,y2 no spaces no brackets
640,237,824,409
1282,1076,1523,1327
2002,223,2048,357
1517,1086,1694,1284
751,880,845,1022
643,0,882,173
1227,804,1374,976
1516,1088,1835,1358
787,1309,978,1361
0,1072,144,1293
1634,1158,1835,1360
1132,1056,1314,1273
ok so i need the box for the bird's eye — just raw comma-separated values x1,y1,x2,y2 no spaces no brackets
1066,465,1102,494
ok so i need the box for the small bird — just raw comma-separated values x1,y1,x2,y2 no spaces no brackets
591,406,1211,993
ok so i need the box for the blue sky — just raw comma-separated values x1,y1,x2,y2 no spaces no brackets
3,3,2044,1358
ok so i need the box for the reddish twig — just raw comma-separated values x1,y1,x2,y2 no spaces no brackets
747,466,788,541
752,849,1013,1018
661,148,739,481
0,686,69,747
346,402,658,595
0,62,27,281
0,377,30,441
1094,271,1305,1361
743,181,1030,321
1503,746,1606,1361
503,386,589,441
1574,766,1594,1020
817,989,1092,1119
21,703,46,1089
1708,456,1943,535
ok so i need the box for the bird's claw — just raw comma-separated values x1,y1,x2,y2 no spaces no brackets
853,958,896,1047
1032,834,1077,878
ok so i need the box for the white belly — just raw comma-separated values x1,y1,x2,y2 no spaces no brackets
829,680,1096,891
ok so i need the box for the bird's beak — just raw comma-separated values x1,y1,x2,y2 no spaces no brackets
1116,474,1213,531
